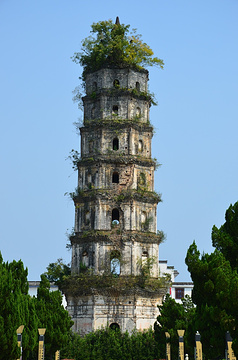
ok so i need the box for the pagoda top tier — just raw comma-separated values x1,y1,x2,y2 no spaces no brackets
85,67,148,95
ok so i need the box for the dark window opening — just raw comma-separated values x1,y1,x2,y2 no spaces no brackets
113,138,119,151
112,208,120,225
113,79,120,88
110,250,120,260
136,82,140,91
112,105,118,115
112,171,119,183
142,251,148,266
138,140,143,152
136,107,141,117
175,288,184,299
110,323,120,330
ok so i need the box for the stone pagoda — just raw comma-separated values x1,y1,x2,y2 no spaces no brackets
65,19,166,335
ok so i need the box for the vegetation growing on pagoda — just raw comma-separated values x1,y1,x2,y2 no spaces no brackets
66,186,161,205
85,86,158,106
70,230,164,246
62,268,170,298
72,19,164,83
66,148,160,171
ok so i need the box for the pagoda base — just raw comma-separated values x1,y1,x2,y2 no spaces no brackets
67,289,164,335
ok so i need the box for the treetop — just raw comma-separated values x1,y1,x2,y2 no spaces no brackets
72,18,164,82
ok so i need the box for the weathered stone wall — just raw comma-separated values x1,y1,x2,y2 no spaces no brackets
70,65,163,335
67,291,162,336
80,125,152,158
77,163,154,191
71,238,159,277
74,200,157,233
83,95,150,123
83,68,150,123
85,68,148,94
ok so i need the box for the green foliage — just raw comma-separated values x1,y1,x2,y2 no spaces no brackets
43,258,71,289
33,275,74,359
141,216,153,232
0,253,38,360
79,261,88,273
72,19,164,82
212,201,238,269
154,294,196,359
137,256,157,279
185,201,238,358
62,327,160,360
0,253,73,360
62,270,169,298
66,149,80,171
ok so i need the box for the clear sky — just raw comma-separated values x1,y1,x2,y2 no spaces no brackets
0,0,237,281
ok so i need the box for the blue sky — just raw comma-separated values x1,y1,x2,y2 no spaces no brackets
0,0,237,281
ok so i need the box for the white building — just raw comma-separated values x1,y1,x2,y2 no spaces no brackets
28,281,67,308
159,260,193,303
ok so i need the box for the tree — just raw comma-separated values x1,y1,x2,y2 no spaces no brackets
43,258,70,290
212,201,238,269
72,19,164,83
185,202,238,358
33,275,73,360
0,253,38,360
154,294,196,359
61,327,160,360
0,253,73,360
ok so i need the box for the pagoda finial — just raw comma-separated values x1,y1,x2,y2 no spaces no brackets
115,16,120,25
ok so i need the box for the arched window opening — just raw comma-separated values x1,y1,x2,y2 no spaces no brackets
136,82,140,91
136,107,141,117
141,211,147,224
142,251,148,258
110,323,120,330
111,258,120,275
112,105,118,115
113,138,119,151
139,172,146,186
92,82,97,91
138,140,143,152
142,251,148,266
113,79,120,88
112,171,119,183
112,208,120,226
110,250,121,276
141,212,152,231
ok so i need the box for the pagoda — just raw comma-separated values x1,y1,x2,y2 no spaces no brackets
65,18,166,335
